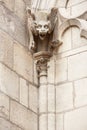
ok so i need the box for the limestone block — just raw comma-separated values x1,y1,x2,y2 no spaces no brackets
72,27,80,48
23,0,31,6
0,30,13,68
71,1,87,17
59,44,87,59
64,106,87,130
48,59,55,83
0,63,19,101
48,114,55,130
68,0,86,7
68,52,87,81
81,37,87,45
71,27,87,48
1,0,15,11
29,84,38,113
39,114,47,130
56,83,73,112
20,78,28,107
58,27,72,53
14,42,33,82
0,117,22,130
55,58,67,83
33,61,38,85
56,114,63,130
32,0,56,10
0,92,9,119
57,0,67,7
10,100,38,130
48,85,55,112
14,21,26,46
0,5,26,46
74,78,87,107
39,85,47,113
14,0,25,22
58,7,71,19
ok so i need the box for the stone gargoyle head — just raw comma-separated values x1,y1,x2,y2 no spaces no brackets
34,20,51,40
27,7,59,53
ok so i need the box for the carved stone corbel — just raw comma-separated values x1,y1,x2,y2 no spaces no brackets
26,7,62,76
34,51,51,77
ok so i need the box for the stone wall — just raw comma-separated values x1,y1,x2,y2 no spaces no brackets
47,1,87,130
0,1,38,130
0,0,87,130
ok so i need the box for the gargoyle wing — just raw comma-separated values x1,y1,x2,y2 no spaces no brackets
47,7,58,32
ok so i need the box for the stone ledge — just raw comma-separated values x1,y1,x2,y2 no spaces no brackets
56,44,87,59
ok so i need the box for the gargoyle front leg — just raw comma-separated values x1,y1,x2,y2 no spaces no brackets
29,40,36,53
48,40,62,52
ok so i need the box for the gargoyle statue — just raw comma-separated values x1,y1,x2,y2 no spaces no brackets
27,7,61,53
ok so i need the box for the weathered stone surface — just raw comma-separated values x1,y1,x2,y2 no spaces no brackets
68,52,87,81
72,27,80,48
0,0,15,11
0,117,22,130
29,84,38,113
81,37,87,45
48,114,55,130
0,5,26,46
68,0,86,7
39,84,47,113
64,106,87,130
58,7,71,19
48,59,55,83
20,78,28,107
58,27,72,53
23,0,31,6
56,82,73,112
33,61,38,85
58,44,87,59
39,114,47,130
71,26,87,48
14,0,25,22
56,114,63,130
0,29,13,68
57,0,67,7
10,100,38,130
0,63,19,101
74,78,87,107
32,0,56,9
71,1,87,17
48,85,55,112
55,58,67,83
0,92,9,119
14,42,33,82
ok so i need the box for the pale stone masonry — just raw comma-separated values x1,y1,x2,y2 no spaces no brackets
0,1,38,130
0,0,87,130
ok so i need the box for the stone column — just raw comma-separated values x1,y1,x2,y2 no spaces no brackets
38,58,48,130
34,52,51,130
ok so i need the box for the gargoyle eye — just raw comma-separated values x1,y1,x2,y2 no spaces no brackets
44,25,48,29
38,25,42,28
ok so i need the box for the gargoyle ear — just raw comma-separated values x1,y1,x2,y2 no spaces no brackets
33,21,38,27
26,7,36,20
47,7,58,20
51,7,58,14
26,7,31,14
47,21,52,34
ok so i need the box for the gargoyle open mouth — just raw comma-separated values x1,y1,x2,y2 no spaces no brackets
39,32,46,40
